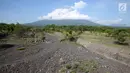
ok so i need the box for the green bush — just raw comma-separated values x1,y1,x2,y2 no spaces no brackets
66,64,72,69
61,30,79,42
112,29,129,44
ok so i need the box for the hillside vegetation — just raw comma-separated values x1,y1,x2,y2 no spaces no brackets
0,23,45,46
0,23,130,46
43,24,130,45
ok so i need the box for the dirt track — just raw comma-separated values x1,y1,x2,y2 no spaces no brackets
0,34,130,73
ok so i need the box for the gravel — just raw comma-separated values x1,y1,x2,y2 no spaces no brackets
0,33,130,73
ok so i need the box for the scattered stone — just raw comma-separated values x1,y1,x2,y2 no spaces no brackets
39,69,41,72
95,57,99,60
59,58,65,64
101,65,109,68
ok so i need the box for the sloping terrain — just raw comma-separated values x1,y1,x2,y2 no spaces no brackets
0,34,130,73
77,31,130,67
26,19,101,26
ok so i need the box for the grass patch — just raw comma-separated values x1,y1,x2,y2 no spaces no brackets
60,36,78,43
17,47,25,50
79,31,130,50
59,60,98,73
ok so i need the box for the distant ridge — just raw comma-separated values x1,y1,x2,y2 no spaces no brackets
26,19,101,26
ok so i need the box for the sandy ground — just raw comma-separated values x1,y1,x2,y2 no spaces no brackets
0,33,130,73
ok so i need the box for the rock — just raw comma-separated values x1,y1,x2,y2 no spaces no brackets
59,58,65,64
95,57,99,60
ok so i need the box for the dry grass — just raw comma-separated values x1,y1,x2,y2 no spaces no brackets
79,31,130,50
59,60,98,73
6,32,45,46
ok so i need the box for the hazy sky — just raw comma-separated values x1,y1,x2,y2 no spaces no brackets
0,0,130,25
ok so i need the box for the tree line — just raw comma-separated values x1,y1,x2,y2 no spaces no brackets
0,23,130,45
43,24,130,44
0,23,44,45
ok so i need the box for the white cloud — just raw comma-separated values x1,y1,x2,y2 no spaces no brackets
72,1,87,9
96,18,122,25
38,1,90,20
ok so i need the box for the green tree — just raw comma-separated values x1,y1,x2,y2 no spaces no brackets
112,29,128,44
13,24,26,38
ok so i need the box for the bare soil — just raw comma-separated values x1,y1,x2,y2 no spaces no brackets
0,33,130,73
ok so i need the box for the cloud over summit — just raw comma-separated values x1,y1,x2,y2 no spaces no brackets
38,1,90,20
38,1,123,25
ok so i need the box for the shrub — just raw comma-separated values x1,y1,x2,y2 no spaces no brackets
61,30,79,42
66,64,72,69
112,29,129,44
42,36,46,42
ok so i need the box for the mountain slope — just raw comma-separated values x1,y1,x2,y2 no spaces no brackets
26,19,101,26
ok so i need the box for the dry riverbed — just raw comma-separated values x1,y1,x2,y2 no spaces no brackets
0,33,130,73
